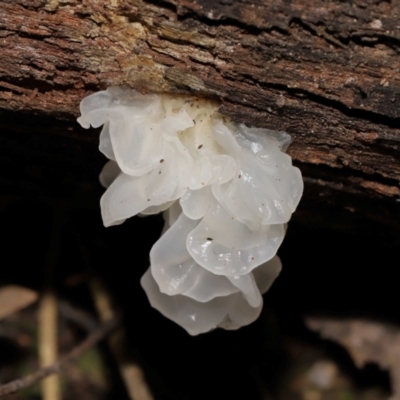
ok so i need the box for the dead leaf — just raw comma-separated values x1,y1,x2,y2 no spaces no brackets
0,285,38,321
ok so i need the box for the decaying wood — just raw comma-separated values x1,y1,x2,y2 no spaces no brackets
0,0,399,224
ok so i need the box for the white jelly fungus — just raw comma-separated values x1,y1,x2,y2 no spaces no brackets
78,87,303,335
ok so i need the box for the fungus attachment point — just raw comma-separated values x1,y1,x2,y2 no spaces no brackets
78,88,303,335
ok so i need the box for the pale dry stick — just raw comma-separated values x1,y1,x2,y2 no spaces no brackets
38,289,61,400
39,209,65,400
0,313,120,397
89,277,154,400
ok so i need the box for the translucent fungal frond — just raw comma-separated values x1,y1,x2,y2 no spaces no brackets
78,88,303,335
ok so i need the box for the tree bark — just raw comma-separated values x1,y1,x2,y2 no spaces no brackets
1,0,399,230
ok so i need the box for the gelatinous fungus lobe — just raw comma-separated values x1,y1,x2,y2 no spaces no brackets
78,88,303,335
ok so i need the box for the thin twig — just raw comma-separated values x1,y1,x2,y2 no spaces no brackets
89,277,154,400
0,314,120,397
76,231,154,400
59,301,98,332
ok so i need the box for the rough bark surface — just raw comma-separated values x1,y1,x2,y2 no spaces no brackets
0,0,399,228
